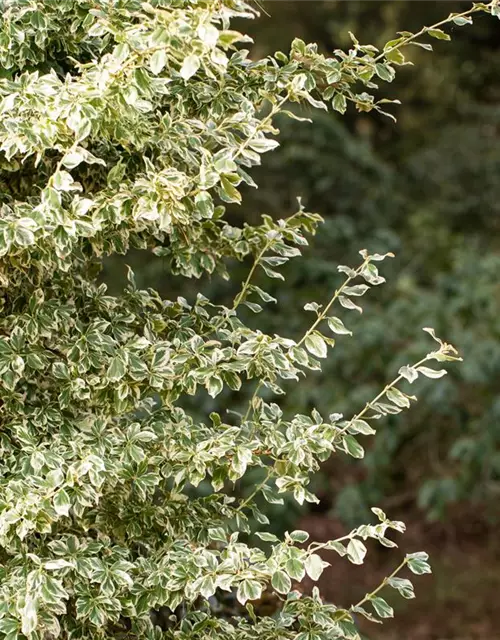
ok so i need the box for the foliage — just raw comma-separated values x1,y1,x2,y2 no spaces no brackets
108,110,500,526
228,107,500,525
241,0,500,160
0,2,497,640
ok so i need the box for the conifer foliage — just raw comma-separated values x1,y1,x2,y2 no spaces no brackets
0,2,497,639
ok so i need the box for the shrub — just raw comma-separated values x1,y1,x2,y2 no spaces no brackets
0,2,496,639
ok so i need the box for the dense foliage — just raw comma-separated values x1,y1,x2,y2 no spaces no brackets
0,2,497,640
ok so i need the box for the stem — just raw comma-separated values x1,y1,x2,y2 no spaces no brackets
242,380,263,425
336,355,430,438
308,534,352,553
49,141,79,186
236,467,272,513
232,241,272,310
353,558,408,609
296,258,370,350
375,5,481,63
242,257,372,436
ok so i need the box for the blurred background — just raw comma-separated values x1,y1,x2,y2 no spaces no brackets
104,2,500,638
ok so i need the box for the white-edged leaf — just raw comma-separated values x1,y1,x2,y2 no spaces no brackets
53,489,71,516
427,28,451,40
327,316,352,336
343,285,369,297
180,54,200,80
386,388,410,408
21,596,38,636
255,531,279,542
289,530,309,543
388,577,415,599
271,570,291,594
348,419,376,435
398,365,418,383
347,539,367,565
339,296,363,313
370,596,394,618
107,356,126,382
343,435,364,459
452,15,472,26
61,150,85,169
417,366,447,379
236,579,262,605
305,333,327,358
406,551,431,575
332,93,347,114
305,554,329,581
44,559,74,571
285,558,305,581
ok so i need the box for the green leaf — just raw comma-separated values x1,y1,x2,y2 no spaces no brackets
452,15,473,26
236,579,262,605
53,489,71,517
304,332,328,358
271,570,291,594
107,356,126,382
375,63,395,82
386,388,410,408
255,532,279,542
289,530,309,543
343,435,364,459
370,596,394,618
327,316,352,336
343,285,369,297
427,28,451,40
385,48,405,65
286,557,305,581
332,93,347,114
219,175,242,203
388,577,415,599
149,49,167,75
406,551,432,575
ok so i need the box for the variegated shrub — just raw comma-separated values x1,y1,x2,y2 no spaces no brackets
0,1,497,640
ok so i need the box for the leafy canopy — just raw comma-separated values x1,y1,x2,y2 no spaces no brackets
0,1,497,640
